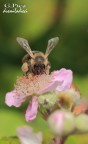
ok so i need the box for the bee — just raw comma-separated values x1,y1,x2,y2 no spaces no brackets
16,37,59,76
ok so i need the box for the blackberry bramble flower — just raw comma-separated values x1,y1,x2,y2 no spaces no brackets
5,68,73,122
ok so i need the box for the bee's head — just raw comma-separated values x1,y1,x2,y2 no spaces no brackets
31,52,48,75
33,63,45,75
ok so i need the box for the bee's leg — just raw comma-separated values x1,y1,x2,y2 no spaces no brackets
46,64,51,75
21,62,32,78
28,73,33,78
21,62,29,73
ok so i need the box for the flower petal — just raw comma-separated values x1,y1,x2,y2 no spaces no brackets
39,68,73,94
5,90,26,107
53,68,73,91
25,96,38,122
17,126,42,144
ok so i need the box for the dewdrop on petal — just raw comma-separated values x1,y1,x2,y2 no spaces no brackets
48,110,75,136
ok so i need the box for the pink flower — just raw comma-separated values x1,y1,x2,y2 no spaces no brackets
25,96,38,122
5,68,73,122
17,126,42,144
39,68,73,94
5,90,26,107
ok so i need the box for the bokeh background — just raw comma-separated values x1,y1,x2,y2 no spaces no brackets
0,0,88,143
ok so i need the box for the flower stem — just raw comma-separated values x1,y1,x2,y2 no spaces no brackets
52,136,67,144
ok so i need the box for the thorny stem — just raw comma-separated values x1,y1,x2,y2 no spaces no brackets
51,128,88,144
39,108,52,120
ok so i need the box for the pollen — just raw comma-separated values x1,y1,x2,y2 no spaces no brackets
14,74,51,98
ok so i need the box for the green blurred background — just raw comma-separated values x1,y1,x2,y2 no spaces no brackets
0,0,88,143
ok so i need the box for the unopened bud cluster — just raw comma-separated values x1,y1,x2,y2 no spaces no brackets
48,110,88,136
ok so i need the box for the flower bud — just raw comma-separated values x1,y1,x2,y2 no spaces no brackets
48,110,75,136
75,114,88,133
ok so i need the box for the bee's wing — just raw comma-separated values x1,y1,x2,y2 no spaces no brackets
16,37,34,58
45,37,59,57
